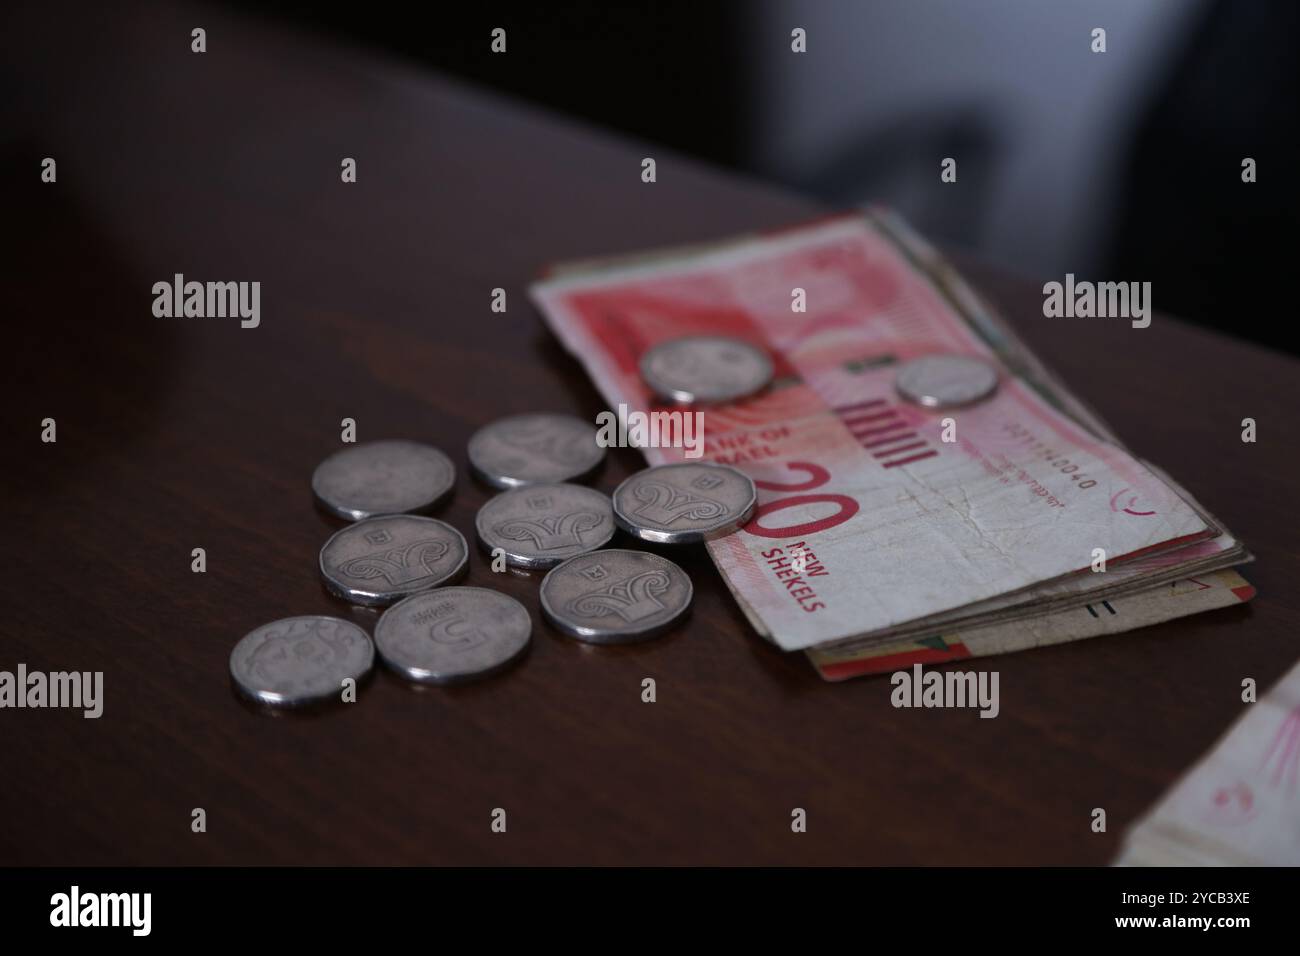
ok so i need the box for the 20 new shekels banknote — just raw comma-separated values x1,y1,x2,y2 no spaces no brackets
530,211,1254,677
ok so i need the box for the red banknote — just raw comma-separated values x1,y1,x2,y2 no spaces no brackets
531,212,1250,657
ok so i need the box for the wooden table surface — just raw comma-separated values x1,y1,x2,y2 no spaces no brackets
4,2,1298,865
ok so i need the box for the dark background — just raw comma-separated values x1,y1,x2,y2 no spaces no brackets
230,0,1298,354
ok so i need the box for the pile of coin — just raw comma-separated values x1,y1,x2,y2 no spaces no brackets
229,403,758,709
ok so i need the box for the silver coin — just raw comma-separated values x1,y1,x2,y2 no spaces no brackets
230,616,373,707
467,413,605,489
375,587,531,684
540,549,692,643
612,462,756,544
476,483,615,570
320,514,468,606
639,335,773,405
894,354,999,409
312,440,455,521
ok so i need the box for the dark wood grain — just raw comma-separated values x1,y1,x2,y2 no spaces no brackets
3,1,1298,866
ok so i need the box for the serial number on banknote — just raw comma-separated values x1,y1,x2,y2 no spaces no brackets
1000,422,1099,489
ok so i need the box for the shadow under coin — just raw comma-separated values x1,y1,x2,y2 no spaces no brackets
228,668,376,719
373,644,532,695
539,604,692,655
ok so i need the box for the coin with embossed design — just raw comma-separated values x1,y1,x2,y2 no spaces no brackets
375,587,531,684
320,514,468,606
894,354,999,409
540,549,692,643
312,439,455,521
612,462,755,544
467,413,605,489
230,616,374,707
639,335,773,405
476,483,615,570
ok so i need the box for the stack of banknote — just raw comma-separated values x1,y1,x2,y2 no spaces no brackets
530,211,1254,679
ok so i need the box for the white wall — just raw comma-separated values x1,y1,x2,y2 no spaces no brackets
747,0,1209,276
